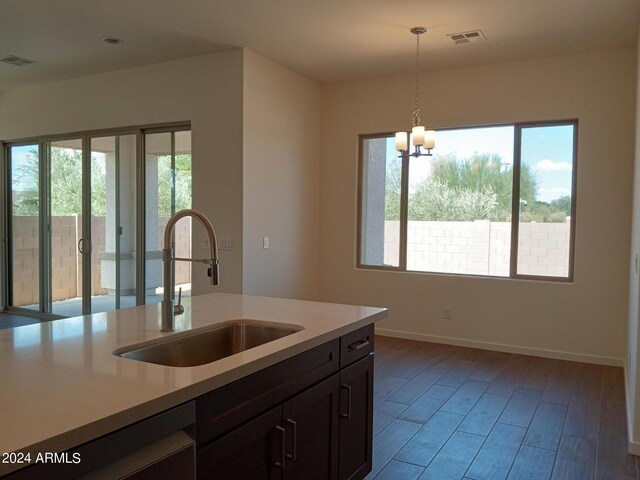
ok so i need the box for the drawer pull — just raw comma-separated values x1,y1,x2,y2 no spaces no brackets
286,418,297,461
274,425,286,468
340,384,352,419
347,339,370,352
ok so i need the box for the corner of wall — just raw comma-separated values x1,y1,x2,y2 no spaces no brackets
625,26,640,456
240,49,322,300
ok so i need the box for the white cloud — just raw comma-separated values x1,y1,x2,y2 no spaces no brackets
539,187,570,195
534,159,572,171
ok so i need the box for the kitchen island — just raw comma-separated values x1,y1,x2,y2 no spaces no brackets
0,293,386,478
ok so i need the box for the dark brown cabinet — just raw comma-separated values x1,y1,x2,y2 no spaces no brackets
197,375,340,480
197,405,283,479
282,374,340,479
339,355,373,480
195,324,374,480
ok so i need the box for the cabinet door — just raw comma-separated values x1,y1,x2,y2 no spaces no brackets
282,374,340,480
338,354,374,480
196,405,283,480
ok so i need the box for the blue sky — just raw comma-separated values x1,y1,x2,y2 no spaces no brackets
521,125,574,202
10,144,38,191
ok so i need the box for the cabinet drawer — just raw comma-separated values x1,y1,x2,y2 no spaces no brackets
340,324,374,368
197,339,339,445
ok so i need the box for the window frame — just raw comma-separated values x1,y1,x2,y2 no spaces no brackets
356,119,578,282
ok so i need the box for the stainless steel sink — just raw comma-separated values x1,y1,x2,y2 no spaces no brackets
113,320,303,367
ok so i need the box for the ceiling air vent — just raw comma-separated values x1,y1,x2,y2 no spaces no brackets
0,55,36,66
447,30,486,45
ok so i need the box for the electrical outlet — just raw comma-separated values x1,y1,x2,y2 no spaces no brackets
442,307,451,320
263,236,269,249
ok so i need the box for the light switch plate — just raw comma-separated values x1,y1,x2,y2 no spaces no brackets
202,237,232,251
219,237,232,251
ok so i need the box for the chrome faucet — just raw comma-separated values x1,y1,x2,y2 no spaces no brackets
161,209,219,332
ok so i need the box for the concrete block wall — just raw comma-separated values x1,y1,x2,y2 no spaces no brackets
10,216,191,307
11,217,39,306
384,220,570,277
51,216,83,302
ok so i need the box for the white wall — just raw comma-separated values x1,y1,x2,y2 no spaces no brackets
627,30,640,454
242,50,321,299
320,48,636,365
0,50,245,295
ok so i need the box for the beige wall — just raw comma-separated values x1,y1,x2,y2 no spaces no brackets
242,50,321,299
320,48,636,365
0,50,245,295
0,47,323,303
627,30,640,454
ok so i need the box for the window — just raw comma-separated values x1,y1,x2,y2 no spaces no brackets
358,121,577,280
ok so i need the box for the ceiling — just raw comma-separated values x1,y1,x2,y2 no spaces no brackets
0,0,638,91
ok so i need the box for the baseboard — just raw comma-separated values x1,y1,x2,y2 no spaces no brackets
628,442,640,456
375,327,624,367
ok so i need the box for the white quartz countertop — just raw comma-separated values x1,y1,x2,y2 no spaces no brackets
0,293,387,476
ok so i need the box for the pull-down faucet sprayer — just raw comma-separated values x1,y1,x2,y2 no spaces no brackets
161,209,219,332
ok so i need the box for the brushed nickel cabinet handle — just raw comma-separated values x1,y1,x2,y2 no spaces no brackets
340,384,352,419
347,339,370,352
274,425,286,468
286,418,297,461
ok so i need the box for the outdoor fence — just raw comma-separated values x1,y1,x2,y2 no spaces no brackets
11,216,191,306
384,219,570,277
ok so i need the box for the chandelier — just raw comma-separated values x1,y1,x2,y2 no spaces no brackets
395,27,435,158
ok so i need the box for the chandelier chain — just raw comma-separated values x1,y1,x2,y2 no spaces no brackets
412,31,422,127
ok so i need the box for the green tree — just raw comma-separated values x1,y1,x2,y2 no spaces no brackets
521,201,567,223
11,151,39,216
550,195,571,216
430,152,514,214
384,159,402,220
13,148,191,218
409,179,499,221
157,154,192,217
13,148,107,216
404,151,557,222
51,149,107,216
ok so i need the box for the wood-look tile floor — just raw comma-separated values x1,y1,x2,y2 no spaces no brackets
367,336,638,480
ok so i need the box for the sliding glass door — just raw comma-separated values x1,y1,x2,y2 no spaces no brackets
89,134,137,313
144,130,192,304
3,125,190,319
47,139,84,316
8,144,40,311
7,139,85,316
